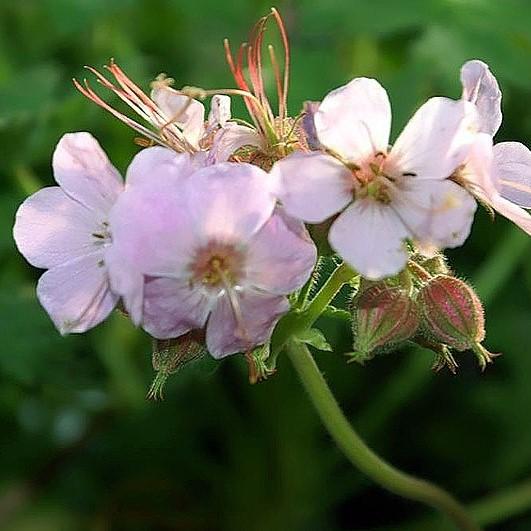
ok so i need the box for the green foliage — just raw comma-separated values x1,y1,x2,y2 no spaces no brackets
1,0,531,529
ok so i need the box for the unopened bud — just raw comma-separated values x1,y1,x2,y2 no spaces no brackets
418,275,498,370
350,285,419,363
148,331,206,400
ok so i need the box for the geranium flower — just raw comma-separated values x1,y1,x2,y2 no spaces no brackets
13,133,123,333
74,61,261,164
456,60,531,234
272,77,478,279
107,160,317,358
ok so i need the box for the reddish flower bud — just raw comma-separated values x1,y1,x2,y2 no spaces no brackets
351,285,419,363
148,331,206,400
418,275,498,370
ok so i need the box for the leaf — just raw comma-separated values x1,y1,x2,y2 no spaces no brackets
296,328,333,352
322,306,351,321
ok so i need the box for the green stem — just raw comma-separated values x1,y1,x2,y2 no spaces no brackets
270,261,356,361
287,340,481,531
471,478,531,527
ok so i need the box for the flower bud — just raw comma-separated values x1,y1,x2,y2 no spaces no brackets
350,285,419,363
418,275,497,370
148,331,206,400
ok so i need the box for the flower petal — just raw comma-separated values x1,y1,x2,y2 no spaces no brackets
302,101,322,150
271,152,353,223
207,123,264,164
314,77,391,162
13,187,101,269
393,179,477,249
141,277,211,339
125,146,195,188
52,132,123,219
389,98,478,180
245,209,317,295
206,290,289,359
493,142,531,208
106,175,195,323
36,252,117,334
207,95,231,129
460,60,502,137
328,200,409,280
187,162,275,244
489,195,531,235
151,87,205,149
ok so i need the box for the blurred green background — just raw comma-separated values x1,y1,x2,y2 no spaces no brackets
1,0,531,529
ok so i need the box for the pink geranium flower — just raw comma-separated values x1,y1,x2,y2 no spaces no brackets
272,77,478,279
13,133,123,333
107,160,317,358
458,60,531,235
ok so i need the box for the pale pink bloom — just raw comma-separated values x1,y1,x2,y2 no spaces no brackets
459,60,531,234
108,161,317,358
13,133,123,333
272,77,478,279
75,61,262,163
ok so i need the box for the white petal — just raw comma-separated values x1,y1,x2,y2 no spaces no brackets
151,86,205,149
13,187,101,269
36,252,117,334
460,60,502,137
207,123,264,164
493,142,531,208
271,152,353,223
315,77,391,162
393,179,477,249
52,132,123,219
208,95,231,129
328,200,409,280
389,98,478,180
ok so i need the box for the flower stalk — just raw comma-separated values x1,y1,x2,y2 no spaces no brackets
286,339,481,531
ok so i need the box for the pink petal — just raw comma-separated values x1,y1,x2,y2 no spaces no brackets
52,132,123,219
489,194,531,236
271,152,353,223
245,209,317,295
13,187,102,269
314,77,391,162
329,200,409,280
389,98,478,180
206,290,289,359
141,277,211,339
106,177,195,323
125,147,195,189
460,60,502,137
36,252,118,334
187,162,275,244
393,179,477,249
493,142,531,208
151,87,205,149
302,101,322,150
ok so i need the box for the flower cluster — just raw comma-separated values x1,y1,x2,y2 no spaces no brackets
13,9,531,384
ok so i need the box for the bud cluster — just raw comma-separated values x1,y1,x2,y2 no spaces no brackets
349,257,498,372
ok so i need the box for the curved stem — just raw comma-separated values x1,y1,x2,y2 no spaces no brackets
286,340,481,531
471,478,531,526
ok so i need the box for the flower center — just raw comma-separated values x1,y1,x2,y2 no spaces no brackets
190,241,245,291
350,152,393,204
